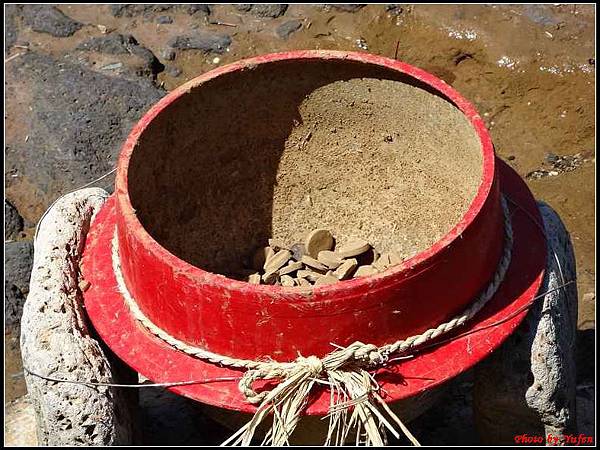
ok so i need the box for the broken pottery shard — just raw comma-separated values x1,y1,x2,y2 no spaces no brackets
248,273,261,285
333,258,358,280
314,274,339,286
353,265,378,278
304,228,334,258
278,260,303,276
317,250,344,269
337,238,371,258
372,252,392,271
290,243,306,261
297,269,321,283
280,274,296,287
263,249,291,273
301,255,328,272
268,238,288,251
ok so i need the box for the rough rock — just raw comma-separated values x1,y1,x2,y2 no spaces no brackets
234,4,288,18
5,240,34,329
385,4,404,16
110,4,210,17
21,5,82,37
76,34,164,77
167,33,232,54
5,200,25,240
330,4,366,12
304,228,334,258
520,4,562,27
20,188,138,445
473,201,578,444
156,15,173,24
187,4,211,15
5,52,164,222
276,19,302,39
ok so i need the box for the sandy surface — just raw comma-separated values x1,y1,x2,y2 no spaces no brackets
128,72,482,274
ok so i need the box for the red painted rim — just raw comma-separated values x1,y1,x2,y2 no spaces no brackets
114,50,495,296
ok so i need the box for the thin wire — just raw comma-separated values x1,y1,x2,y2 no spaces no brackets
393,279,576,359
23,281,574,390
23,366,241,388
33,168,116,243
26,190,575,397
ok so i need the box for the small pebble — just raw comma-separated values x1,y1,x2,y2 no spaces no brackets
264,249,292,273
265,247,276,264
389,252,402,265
337,238,371,258
241,229,404,287
297,269,321,283
301,255,328,272
278,260,303,276
290,243,306,261
304,228,334,258
248,273,261,285
296,277,311,286
262,270,279,285
156,15,173,24
314,274,339,286
372,252,392,271
280,275,296,287
354,265,378,278
333,258,358,280
317,250,344,269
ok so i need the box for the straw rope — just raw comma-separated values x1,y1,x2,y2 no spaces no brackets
111,196,514,446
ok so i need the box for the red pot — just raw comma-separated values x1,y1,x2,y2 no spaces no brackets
82,50,546,414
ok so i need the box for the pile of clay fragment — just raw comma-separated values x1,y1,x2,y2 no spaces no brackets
243,229,403,287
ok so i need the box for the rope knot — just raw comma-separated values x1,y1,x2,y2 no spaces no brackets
297,355,324,376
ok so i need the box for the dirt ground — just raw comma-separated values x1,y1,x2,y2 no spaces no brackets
4,3,595,446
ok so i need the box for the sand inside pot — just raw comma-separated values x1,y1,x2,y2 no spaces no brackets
127,59,483,277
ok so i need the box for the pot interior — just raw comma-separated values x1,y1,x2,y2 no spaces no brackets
127,58,483,276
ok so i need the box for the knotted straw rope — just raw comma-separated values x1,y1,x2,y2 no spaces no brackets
111,196,513,446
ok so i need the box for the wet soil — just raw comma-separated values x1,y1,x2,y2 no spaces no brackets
4,3,595,445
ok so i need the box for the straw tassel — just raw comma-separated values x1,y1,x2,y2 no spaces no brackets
224,346,420,446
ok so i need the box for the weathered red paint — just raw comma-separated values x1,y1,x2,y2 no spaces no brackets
81,51,546,414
